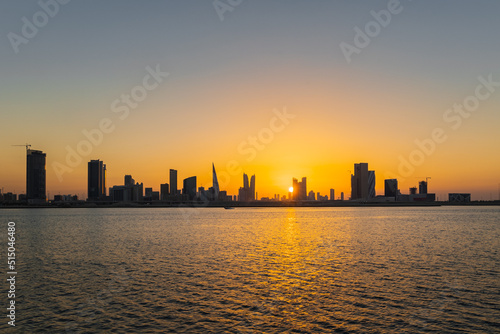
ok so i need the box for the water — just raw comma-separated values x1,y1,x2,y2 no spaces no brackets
1,206,498,333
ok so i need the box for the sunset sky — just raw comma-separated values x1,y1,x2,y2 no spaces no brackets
1,0,499,200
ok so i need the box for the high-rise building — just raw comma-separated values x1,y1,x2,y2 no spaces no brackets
330,189,335,201
87,160,106,201
131,182,143,202
124,175,134,186
351,163,368,200
170,169,177,195
212,163,220,199
419,181,428,194
250,175,255,201
26,149,46,204
384,179,398,197
183,176,197,200
160,183,169,201
239,173,256,202
301,177,307,200
292,177,307,200
368,171,375,199
292,178,299,200
243,174,249,189
351,163,374,200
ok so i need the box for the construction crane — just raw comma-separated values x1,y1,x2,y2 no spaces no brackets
12,144,32,152
12,144,32,150
415,176,431,183
414,177,432,193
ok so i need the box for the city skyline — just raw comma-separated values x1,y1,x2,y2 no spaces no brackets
0,147,491,203
1,1,499,200
1,3,499,333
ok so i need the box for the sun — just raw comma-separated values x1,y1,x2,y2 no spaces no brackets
289,187,294,193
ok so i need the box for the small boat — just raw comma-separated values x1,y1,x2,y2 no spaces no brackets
224,207,234,210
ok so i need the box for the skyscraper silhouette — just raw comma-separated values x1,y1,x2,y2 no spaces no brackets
351,163,375,200
292,177,307,200
26,149,46,204
88,160,106,201
351,163,368,200
170,169,177,195
384,179,398,197
368,170,375,199
239,173,256,202
183,176,197,200
244,174,249,190
160,183,169,201
419,181,428,194
125,175,134,186
250,175,255,201
212,163,220,199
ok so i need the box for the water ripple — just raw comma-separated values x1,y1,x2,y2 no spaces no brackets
0,206,498,332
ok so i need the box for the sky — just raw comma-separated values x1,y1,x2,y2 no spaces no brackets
1,0,499,200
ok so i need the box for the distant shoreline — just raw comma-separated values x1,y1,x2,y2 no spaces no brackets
1,201,499,209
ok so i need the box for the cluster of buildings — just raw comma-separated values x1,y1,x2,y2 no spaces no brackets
89,161,237,203
258,177,341,202
1,149,477,205
351,162,473,203
349,162,437,202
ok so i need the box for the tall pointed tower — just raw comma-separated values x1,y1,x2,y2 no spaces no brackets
212,163,220,199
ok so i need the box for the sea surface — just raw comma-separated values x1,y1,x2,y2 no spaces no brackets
0,206,499,333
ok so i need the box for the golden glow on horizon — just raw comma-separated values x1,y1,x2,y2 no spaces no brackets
1,1,500,204
1,60,499,200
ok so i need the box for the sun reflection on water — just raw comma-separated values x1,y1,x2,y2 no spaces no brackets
5,207,498,333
